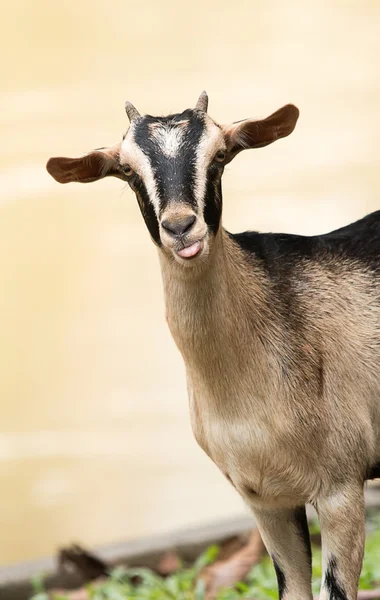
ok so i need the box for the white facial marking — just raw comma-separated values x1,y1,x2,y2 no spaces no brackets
194,119,225,211
150,124,186,158
120,117,224,218
120,123,161,215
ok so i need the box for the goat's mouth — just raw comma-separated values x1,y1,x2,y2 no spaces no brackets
172,236,206,261
176,239,204,259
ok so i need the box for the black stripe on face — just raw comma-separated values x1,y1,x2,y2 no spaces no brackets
325,557,348,600
203,164,223,233
133,110,206,212
134,180,161,246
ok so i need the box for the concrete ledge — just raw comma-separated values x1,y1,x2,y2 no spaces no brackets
0,514,254,600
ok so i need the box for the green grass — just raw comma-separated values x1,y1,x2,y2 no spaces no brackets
31,521,380,600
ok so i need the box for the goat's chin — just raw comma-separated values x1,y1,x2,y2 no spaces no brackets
174,240,209,266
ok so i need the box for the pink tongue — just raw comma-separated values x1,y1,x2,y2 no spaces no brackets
177,241,201,258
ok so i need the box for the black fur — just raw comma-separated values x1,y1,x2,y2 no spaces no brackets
368,462,380,479
325,557,348,600
229,210,380,275
133,110,205,213
134,182,161,246
227,212,380,416
294,506,312,567
203,165,223,233
272,558,287,600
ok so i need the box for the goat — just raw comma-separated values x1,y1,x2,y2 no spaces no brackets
47,92,380,600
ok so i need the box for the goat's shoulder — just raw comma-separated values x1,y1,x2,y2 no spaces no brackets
228,209,380,274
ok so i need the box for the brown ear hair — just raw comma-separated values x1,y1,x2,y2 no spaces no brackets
223,104,299,159
46,143,125,184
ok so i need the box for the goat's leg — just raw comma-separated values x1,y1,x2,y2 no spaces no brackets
316,485,365,600
252,505,313,600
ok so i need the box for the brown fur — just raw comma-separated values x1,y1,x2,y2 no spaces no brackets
160,227,379,600
161,228,379,507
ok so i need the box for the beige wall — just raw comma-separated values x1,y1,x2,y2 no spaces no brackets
1,0,380,564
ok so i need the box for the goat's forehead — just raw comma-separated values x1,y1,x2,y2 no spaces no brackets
120,110,224,164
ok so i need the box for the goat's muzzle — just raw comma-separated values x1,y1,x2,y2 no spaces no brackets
159,209,208,262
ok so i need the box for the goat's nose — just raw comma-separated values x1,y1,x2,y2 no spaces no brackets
161,214,196,237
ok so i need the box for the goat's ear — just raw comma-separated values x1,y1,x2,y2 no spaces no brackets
223,104,299,159
46,143,125,184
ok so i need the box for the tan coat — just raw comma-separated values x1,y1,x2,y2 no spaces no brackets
160,227,380,510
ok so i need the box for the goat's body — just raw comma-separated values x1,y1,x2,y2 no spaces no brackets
49,96,378,599
162,210,380,512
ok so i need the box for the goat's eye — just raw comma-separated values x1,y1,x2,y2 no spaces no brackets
214,150,226,163
122,165,134,177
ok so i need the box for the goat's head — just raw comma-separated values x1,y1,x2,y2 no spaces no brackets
47,93,299,264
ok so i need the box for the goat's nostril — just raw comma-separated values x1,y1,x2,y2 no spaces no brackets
161,215,196,237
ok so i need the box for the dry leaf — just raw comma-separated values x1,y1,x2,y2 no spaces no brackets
199,528,265,599
356,592,380,600
216,535,247,562
157,550,181,575
58,544,108,579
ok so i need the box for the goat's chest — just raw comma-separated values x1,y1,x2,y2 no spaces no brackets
188,380,317,507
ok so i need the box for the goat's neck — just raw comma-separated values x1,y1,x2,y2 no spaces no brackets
158,228,270,382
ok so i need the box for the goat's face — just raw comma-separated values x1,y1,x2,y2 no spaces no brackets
47,93,299,265
120,109,226,263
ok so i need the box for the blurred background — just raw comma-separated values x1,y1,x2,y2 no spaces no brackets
1,0,380,566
